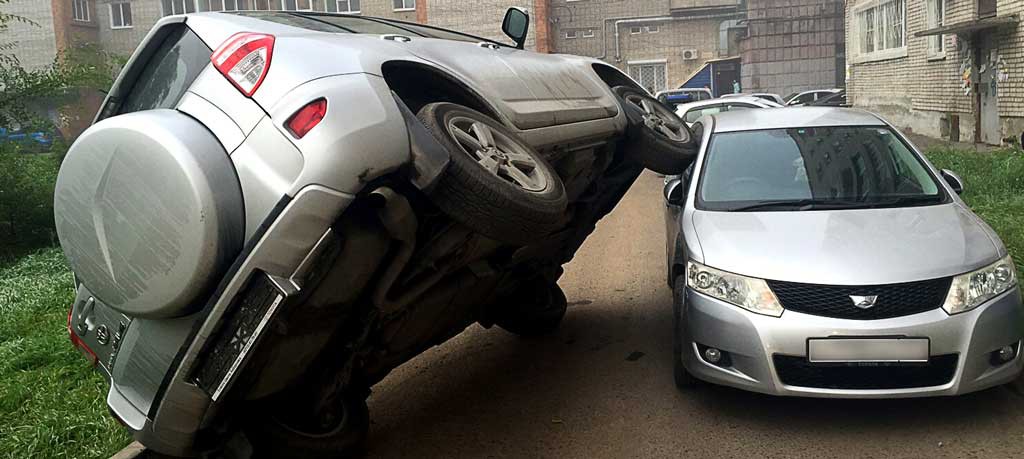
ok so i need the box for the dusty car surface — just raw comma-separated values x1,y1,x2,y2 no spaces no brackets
663,107,1022,398
54,8,696,458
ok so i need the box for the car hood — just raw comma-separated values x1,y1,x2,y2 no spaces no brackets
690,203,1001,285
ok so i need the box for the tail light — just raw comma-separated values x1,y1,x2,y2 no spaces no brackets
286,99,328,139
67,309,98,366
211,32,275,97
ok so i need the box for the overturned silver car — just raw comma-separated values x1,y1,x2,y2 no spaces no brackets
55,8,695,458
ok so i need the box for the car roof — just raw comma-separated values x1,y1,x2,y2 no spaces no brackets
709,107,886,133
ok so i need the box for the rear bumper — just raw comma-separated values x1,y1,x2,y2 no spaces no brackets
680,287,1024,398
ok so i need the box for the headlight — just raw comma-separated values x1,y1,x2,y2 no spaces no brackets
943,255,1018,315
686,261,784,317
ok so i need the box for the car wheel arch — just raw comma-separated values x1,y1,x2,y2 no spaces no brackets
381,61,506,125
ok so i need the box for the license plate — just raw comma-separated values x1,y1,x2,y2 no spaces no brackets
807,338,930,363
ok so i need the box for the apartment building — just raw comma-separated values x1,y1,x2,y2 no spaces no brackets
741,0,846,98
548,0,745,92
846,0,1024,145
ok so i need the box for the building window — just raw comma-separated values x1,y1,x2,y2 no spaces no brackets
282,0,313,10
629,26,642,35
393,0,415,11
646,25,659,33
565,30,577,39
72,0,91,22
163,0,197,15
581,29,594,38
856,0,905,56
627,61,667,92
334,0,360,13
926,0,945,56
110,2,133,28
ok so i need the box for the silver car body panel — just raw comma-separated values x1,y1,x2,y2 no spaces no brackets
666,107,1023,397
62,11,641,454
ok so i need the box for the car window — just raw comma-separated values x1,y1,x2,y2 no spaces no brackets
119,27,212,115
684,106,721,123
725,104,754,111
697,126,944,211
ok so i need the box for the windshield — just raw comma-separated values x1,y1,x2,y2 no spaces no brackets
697,126,946,211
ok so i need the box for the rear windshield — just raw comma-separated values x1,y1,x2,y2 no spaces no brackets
119,27,212,114
697,126,946,211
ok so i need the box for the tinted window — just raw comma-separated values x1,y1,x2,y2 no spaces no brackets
120,27,211,114
697,127,944,211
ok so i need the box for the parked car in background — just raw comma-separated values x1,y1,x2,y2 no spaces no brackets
785,88,843,106
656,88,714,110
663,107,1022,398
55,9,697,458
721,92,786,105
674,96,781,126
0,127,57,152
807,89,849,107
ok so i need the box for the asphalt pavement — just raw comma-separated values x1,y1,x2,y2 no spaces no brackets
362,171,1024,459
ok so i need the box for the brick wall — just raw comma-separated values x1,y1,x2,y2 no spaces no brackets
741,0,845,97
847,0,1024,142
97,1,165,58
2,0,58,71
548,0,740,90
427,0,537,49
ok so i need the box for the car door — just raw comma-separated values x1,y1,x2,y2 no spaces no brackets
400,38,618,130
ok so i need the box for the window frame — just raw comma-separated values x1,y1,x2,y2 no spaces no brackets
564,30,578,39
72,0,91,22
646,25,660,33
392,0,415,12
332,0,360,13
629,26,642,35
926,0,946,59
851,0,908,64
109,2,133,29
163,0,197,15
581,28,594,38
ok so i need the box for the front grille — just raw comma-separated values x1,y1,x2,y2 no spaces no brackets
773,354,959,390
767,277,952,320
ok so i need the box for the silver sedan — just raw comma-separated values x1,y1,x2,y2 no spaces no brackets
663,107,1022,398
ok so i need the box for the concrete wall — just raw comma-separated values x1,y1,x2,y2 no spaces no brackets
741,0,845,97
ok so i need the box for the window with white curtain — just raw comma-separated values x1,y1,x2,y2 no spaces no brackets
393,0,415,11
926,0,945,56
110,2,132,28
72,0,91,22
856,0,905,56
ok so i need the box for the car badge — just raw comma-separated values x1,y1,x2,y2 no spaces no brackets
850,295,879,309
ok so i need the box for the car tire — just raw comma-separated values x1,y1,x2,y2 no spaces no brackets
495,280,568,337
672,276,699,390
244,391,369,459
417,102,568,245
612,86,698,175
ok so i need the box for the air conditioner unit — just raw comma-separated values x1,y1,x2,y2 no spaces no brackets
682,49,698,60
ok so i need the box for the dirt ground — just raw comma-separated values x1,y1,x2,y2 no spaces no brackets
362,171,1024,459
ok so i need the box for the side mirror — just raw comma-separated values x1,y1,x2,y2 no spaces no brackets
664,178,685,206
941,169,964,195
502,8,530,50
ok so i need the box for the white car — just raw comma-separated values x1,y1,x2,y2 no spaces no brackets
721,92,786,105
674,96,781,126
785,89,843,106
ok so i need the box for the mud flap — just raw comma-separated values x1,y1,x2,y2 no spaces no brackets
392,92,451,192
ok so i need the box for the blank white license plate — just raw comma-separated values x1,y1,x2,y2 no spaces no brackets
807,338,930,363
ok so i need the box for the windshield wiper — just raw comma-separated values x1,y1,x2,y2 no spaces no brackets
727,195,944,212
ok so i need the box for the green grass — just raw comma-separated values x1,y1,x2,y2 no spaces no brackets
0,248,131,458
926,148,1024,278
0,147,1019,458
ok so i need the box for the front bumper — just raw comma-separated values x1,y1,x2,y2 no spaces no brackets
681,286,1024,398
